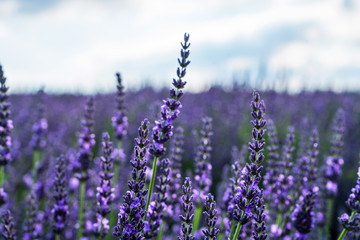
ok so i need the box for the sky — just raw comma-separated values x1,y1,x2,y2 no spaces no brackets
0,0,359,94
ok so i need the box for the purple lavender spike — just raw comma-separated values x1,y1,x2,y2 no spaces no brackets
0,65,12,207
23,193,42,240
52,155,69,235
178,177,195,240
263,119,280,203
194,117,213,204
1,209,16,240
148,33,190,158
230,90,267,240
30,90,48,152
146,33,190,213
113,119,150,239
112,73,128,143
292,187,317,240
202,193,219,240
76,97,96,182
93,133,115,238
324,109,345,197
253,190,267,240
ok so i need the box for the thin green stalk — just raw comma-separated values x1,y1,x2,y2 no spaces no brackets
56,234,60,240
232,222,242,240
145,156,158,211
97,216,104,240
31,150,41,184
229,222,237,239
338,211,356,240
193,206,203,234
325,198,334,240
77,181,86,239
0,165,4,189
157,222,165,240
276,214,282,226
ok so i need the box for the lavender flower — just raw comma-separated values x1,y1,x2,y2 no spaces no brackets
113,119,150,239
166,127,185,220
1,210,16,240
292,188,317,240
270,127,295,237
178,177,195,240
76,97,96,239
76,97,96,182
146,33,190,212
230,90,266,240
252,191,267,240
30,90,48,151
202,193,219,240
112,72,128,142
93,133,115,237
263,119,279,203
324,108,345,197
0,65,12,207
194,117,213,204
23,193,42,240
52,155,69,235
144,159,170,239
0,65,12,167
149,33,190,157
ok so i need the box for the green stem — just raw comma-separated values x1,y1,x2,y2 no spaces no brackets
97,216,104,240
145,156,158,211
276,214,282,227
229,222,237,239
325,198,334,240
0,165,4,189
232,222,242,240
77,181,86,239
31,150,41,184
56,234,60,240
338,211,356,240
157,221,165,240
193,206,203,234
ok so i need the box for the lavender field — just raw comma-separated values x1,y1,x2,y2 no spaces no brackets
1,34,360,240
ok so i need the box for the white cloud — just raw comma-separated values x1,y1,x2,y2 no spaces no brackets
1,0,360,93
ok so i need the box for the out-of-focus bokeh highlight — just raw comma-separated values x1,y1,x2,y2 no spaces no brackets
0,0,359,93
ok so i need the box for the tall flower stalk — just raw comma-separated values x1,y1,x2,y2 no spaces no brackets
109,72,128,237
146,33,191,211
94,133,115,239
202,193,219,240
229,91,267,240
324,109,345,238
193,116,213,233
76,97,96,239
178,177,195,240
52,155,68,239
1,210,16,240
113,119,150,239
0,65,12,206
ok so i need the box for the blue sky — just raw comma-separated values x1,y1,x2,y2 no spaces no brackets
0,0,359,93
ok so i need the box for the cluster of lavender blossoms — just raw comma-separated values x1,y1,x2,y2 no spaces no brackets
3,34,360,240
93,133,115,237
113,119,150,239
229,90,267,240
0,65,12,207
52,155,69,236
